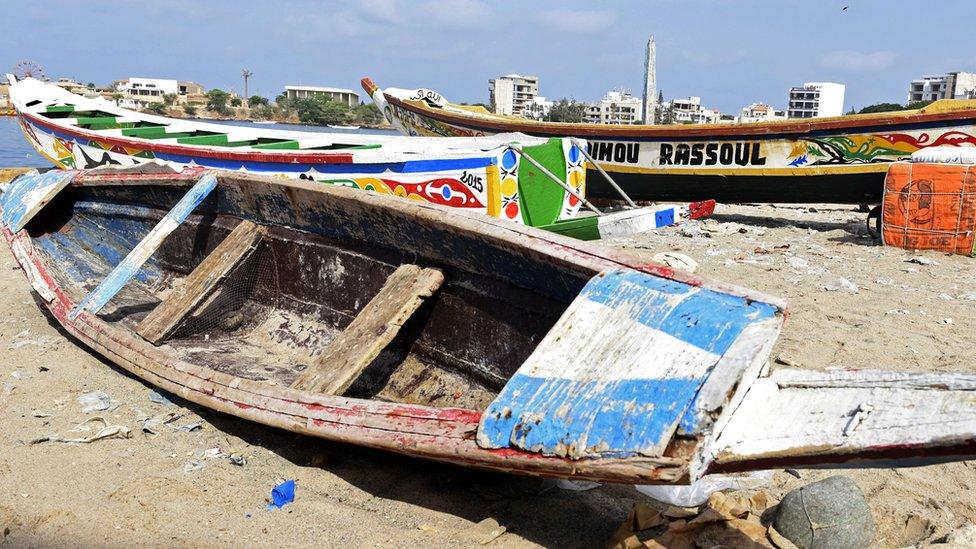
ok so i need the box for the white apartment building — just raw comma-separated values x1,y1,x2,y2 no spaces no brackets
583,91,643,125
787,82,845,119
488,74,539,117
115,78,205,108
908,72,976,103
522,96,554,120
738,102,787,123
284,86,360,107
664,96,723,124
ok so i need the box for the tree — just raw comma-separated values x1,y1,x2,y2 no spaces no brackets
350,103,383,125
162,93,178,106
184,105,198,117
857,103,905,114
906,100,934,110
146,102,168,115
249,95,269,107
206,88,232,115
253,104,275,120
230,97,243,107
294,95,349,125
546,99,587,123
111,92,123,105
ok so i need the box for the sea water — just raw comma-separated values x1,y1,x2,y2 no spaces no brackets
0,116,47,168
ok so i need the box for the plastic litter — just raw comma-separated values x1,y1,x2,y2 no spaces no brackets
183,460,205,474
32,416,131,444
651,252,698,273
77,391,119,413
634,470,774,507
268,479,296,509
148,390,174,406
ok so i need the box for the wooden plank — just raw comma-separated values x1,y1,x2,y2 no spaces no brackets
477,269,782,460
68,172,218,320
0,170,75,232
135,220,265,345
0,167,37,185
290,264,444,395
706,368,976,470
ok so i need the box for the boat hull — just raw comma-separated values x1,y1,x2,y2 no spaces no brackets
365,79,976,204
9,76,588,227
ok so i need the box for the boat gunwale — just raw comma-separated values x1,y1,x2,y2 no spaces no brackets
380,89,976,140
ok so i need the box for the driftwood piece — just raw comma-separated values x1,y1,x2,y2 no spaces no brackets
136,220,265,345
290,264,444,395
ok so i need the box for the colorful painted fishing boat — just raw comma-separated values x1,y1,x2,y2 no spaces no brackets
3,166,975,483
7,75,587,229
363,78,976,204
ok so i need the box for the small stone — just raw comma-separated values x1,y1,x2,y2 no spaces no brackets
939,293,953,301
886,309,910,315
943,318,953,324
773,475,875,549
220,311,245,332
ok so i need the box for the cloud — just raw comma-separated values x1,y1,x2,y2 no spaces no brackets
537,10,616,34
819,50,895,72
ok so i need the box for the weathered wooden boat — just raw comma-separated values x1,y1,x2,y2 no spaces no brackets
3,166,975,483
7,75,589,228
363,78,976,205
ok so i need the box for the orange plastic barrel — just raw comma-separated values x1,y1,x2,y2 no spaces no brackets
882,162,976,256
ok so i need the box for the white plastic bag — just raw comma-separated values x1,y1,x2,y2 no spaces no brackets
634,470,773,507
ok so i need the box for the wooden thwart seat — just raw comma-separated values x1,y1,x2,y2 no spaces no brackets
290,264,444,395
136,220,266,345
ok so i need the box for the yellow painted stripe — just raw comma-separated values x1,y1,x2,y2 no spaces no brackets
486,164,501,217
586,161,892,177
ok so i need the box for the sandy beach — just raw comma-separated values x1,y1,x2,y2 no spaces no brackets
1,202,974,548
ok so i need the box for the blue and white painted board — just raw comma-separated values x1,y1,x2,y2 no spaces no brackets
477,269,780,460
593,204,697,239
69,173,218,320
0,170,75,233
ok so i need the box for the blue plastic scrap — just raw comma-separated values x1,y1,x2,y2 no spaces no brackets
268,479,296,509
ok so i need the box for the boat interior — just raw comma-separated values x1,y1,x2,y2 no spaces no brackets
23,175,593,411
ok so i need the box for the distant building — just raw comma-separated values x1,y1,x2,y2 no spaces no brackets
787,82,845,119
664,96,723,124
488,74,539,117
584,91,643,124
522,96,554,120
55,78,93,96
738,102,787,123
114,78,205,108
908,72,976,103
284,85,360,107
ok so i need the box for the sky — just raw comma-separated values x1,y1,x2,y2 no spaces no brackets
2,1,974,113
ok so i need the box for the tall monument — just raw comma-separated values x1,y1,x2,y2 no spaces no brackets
642,36,657,123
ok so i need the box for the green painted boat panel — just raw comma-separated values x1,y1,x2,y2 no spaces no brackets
518,138,568,227
252,140,301,150
538,216,601,240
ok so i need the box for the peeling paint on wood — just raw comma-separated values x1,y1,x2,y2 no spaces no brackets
0,170,75,232
477,269,780,460
69,173,217,319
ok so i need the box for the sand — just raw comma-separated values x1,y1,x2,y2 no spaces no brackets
0,202,974,548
